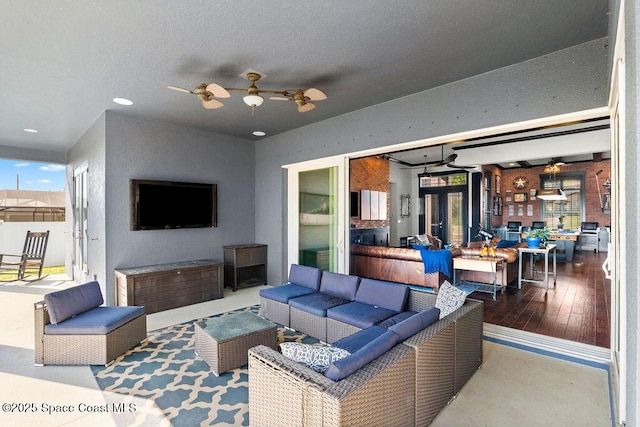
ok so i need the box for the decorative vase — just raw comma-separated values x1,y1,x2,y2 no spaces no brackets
526,237,541,248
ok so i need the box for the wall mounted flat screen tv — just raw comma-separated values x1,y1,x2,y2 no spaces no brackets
130,179,217,230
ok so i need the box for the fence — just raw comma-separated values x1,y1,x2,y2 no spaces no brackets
0,221,65,266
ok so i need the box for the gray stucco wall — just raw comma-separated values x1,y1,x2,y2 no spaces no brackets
65,111,256,304
102,112,256,304
255,38,610,286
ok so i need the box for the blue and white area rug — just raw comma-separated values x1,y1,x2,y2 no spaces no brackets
91,305,317,426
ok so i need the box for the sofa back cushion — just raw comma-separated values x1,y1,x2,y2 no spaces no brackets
388,306,440,341
354,278,409,312
324,330,398,381
319,272,360,300
44,281,104,325
289,264,321,290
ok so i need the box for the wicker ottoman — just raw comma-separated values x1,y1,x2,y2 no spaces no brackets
194,311,277,376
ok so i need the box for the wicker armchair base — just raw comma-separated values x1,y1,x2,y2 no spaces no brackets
34,301,147,366
249,343,416,427
290,306,328,342
260,297,290,327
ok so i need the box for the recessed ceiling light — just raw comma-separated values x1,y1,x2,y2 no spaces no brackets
113,98,133,106
253,131,266,137
23,128,38,133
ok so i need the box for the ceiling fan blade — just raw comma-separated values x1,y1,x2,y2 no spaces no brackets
304,88,327,101
167,85,193,94
298,102,316,113
202,98,224,109
269,96,290,101
205,83,231,98
446,163,476,170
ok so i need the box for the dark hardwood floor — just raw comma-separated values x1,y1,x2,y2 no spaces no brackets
468,250,611,348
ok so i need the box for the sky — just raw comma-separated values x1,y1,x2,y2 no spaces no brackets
0,159,65,191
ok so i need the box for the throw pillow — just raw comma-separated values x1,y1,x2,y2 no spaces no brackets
280,342,350,373
496,239,519,248
435,281,467,319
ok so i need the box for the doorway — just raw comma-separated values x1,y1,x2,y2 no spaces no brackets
419,173,468,245
72,163,89,283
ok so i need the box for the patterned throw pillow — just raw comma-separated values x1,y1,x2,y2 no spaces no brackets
435,281,467,319
280,342,351,373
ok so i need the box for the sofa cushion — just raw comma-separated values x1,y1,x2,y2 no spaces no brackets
280,342,350,373
44,306,145,335
435,281,467,319
332,325,387,354
354,278,409,312
388,307,440,341
324,330,399,381
259,284,316,304
326,301,397,329
288,264,322,290
376,311,418,329
289,293,349,317
44,281,104,325
319,272,360,301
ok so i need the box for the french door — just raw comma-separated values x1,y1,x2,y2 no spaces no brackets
286,156,348,273
72,163,89,283
419,186,467,245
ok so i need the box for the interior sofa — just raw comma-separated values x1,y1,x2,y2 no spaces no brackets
255,265,483,426
350,244,462,292
34,281,147,366
459,239,525,286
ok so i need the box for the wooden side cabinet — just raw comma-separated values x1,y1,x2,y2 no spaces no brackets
115,259,223,314
224,244,267,291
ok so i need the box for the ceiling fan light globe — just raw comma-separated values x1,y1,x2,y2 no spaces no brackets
243,94,264,107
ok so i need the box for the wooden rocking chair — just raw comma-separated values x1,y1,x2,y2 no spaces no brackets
0,230,50,282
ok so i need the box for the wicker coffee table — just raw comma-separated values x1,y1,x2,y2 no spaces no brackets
194,311,277,376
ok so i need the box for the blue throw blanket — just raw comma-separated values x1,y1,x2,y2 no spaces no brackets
416,248,452,278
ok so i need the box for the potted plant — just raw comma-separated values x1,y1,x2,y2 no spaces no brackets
557,215,565,230
524,228,550,248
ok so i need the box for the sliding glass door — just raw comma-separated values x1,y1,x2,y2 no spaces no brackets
286,156,348,273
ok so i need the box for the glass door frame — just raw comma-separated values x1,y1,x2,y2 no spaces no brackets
285,155,349,273
418,179,468,245
72,162,89,283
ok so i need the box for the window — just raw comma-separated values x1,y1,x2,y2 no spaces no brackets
540,173,584,229
419,173,467,188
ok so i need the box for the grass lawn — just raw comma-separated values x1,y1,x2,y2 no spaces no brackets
0,265,65,281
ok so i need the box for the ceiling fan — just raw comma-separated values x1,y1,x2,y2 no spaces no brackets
543,157,565,174
167,70,327,113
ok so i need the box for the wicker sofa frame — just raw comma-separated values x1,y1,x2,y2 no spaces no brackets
252,289,483,426
34,300,147,366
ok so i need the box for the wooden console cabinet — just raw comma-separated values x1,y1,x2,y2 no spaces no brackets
224,244,267,291
115,259,223,314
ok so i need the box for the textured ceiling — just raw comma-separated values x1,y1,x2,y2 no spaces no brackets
1,1,609,153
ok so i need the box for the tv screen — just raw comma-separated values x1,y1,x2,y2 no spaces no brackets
131,179,217,230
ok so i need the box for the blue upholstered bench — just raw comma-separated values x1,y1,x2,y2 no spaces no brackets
34,281,147,366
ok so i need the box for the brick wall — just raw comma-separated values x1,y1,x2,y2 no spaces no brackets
495,159,611,228
350,157,390,228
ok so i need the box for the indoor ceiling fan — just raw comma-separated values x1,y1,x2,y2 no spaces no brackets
167,70,327,113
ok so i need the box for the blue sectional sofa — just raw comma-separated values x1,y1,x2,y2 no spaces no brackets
254,265,483,426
